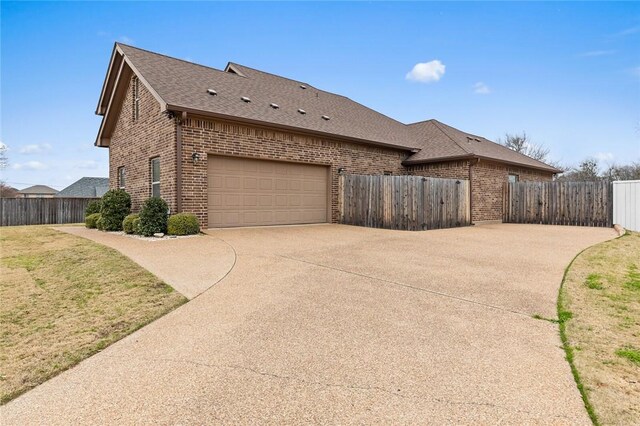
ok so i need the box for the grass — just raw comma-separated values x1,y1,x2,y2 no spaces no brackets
558,231,640,425
0,226,187,404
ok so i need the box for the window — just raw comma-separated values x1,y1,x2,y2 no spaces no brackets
117,166,125,189
383,171,393,176
150,157,160,197
132,77,140,121
508,174,519,183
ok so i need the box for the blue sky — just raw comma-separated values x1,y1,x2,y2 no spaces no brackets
1,1,639,190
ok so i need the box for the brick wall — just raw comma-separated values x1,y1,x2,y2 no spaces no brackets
470,160,553,221
179,117,409,227
106,77,553,226
407,160,471,180
109,76,177,213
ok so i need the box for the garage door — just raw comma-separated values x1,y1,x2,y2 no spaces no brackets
208,155,329,228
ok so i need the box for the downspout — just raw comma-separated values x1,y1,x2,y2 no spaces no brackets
175,111,186,213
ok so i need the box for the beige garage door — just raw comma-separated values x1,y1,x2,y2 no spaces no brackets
208,155,329,228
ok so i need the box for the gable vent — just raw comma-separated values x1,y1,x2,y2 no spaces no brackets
241,96,251,103
299,84,307,89
321,115,330,121
207,89,217,96
298,108,306,115
270,103,280,109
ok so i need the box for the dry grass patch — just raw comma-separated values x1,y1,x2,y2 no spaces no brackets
0,226,187,404
560,231,640,425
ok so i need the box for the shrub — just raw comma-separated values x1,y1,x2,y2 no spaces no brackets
100,189,131,231
167,213,200,236
96,215,106,231
85,200,102,217
122,213,140,234
132,217,141,235
85,213,101,229
138,197,168,237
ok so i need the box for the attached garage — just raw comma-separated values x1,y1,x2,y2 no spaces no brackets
208,155,329,228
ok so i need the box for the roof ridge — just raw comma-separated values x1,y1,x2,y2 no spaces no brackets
117,43,235,77
431,120,472,155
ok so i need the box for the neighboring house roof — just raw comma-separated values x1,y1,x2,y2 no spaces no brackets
96,43,560,173
406,120,561,173
18,185,59,195
57,177,109,198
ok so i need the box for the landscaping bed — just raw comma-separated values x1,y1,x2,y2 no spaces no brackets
0,226,187,404
559,231,640,424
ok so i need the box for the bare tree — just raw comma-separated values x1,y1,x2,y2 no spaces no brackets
557,158,601,181
602,162,640,181
499,132,551,163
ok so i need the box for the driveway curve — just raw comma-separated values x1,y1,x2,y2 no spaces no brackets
2,224,615,424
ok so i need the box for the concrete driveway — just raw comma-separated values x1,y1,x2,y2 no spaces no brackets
2,224,615,424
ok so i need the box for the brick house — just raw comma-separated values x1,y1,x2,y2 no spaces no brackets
95,44,559,228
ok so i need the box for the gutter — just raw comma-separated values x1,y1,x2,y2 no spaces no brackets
165,104,421,153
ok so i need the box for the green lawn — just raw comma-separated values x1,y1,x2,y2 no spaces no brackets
0,226,187,404
559,231,640,425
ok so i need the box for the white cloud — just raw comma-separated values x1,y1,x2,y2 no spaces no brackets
405,60,446,83
75,160,100,170
19,143,52,155
119,35,134,44
12,161,48,171
473,82,491,95
577,50,615,57
594,152,614,162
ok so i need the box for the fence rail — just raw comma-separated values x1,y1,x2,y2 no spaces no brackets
0,198,99,227
503,181,612,227
339,174,471,231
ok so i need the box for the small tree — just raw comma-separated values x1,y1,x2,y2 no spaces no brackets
99,189,131,231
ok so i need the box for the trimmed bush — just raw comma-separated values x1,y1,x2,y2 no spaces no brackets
138,197,168,237
96,215,106,231
100,189,131,231
132,217,141,235
85,213,101,229
122,213,140,234
85,200,102,217
167,213,200,236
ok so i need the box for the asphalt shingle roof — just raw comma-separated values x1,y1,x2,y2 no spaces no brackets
57,177,109,198
18,185,59,195
112,44,560,173
407,120,560,172
118,44,418,150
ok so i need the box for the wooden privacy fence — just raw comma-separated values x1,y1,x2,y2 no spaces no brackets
0,198,99,226
503,181,612,227
339,174,471,231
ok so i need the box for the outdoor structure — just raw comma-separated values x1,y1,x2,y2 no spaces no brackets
613,180,639,232
57,177,109,198
95,43,559,228
16,185,58,198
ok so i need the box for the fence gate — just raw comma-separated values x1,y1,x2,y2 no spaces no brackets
502,181,612,227
339,174,471,231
